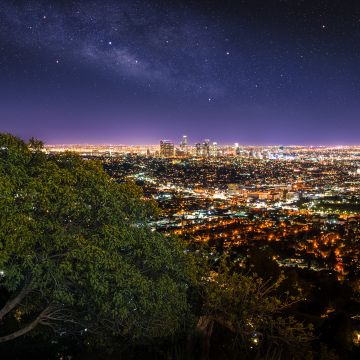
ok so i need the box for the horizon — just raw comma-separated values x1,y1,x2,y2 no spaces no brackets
43,141,360,147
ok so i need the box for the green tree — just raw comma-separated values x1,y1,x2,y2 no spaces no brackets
0,133,193,344
195,259,314,360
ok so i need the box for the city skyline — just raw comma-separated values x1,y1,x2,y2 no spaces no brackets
44,140,360,147
1,0,360,144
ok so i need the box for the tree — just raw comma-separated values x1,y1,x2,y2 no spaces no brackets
194,259,314,360
0,133,193,344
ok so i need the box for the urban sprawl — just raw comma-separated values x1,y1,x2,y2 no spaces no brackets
46,137,360,298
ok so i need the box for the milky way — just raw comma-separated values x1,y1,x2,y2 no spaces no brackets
1,0,360,144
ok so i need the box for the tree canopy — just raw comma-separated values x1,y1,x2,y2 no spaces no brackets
194,257,314,360
0,133,193,344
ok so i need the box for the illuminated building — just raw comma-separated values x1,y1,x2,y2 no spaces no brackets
234,142,240,156
180,135,188,148
203,139,210,157
211,142,218,157
195,143,202,157
180,135,189,155
160,140,174,157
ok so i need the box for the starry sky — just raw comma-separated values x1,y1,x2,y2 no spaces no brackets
1,0,360,145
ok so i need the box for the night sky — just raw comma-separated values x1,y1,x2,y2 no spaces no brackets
1,0,360,145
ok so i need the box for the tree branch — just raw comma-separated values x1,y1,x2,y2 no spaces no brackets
0,307,48,343
0,282,31,321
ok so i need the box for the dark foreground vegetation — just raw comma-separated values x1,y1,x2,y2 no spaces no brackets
0,134,359,359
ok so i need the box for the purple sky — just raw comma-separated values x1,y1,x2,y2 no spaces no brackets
1,0,360,145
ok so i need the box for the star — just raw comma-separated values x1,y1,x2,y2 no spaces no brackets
108,41,112,45
322,25,326,29
55,59,60,64
226,51,230,55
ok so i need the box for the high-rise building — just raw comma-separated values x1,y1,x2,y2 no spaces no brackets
211,142,218,157
180,135,188,155
160,140,174,157
203,139,210,157
180,135,188,148
195,142,202,157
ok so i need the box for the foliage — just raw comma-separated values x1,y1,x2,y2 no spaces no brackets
0,133,193,344
199,259,314,359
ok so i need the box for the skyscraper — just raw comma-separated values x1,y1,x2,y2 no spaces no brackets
203,139,210,157
234,143,240,156
180,135,188,155
160,140,175,157
211,142,218,157
180,135,188,148
195,142,202,157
